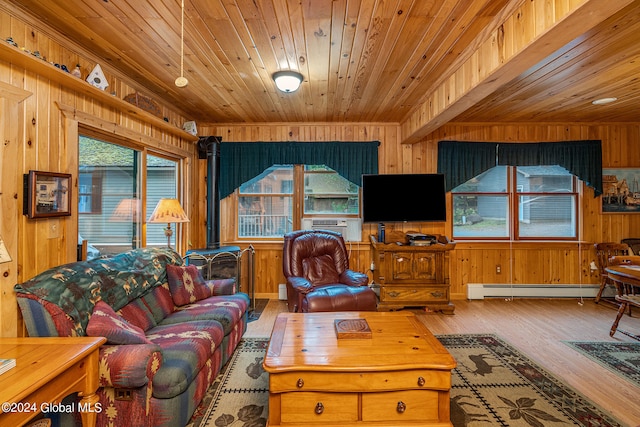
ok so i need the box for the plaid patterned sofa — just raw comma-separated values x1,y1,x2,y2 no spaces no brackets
14,247,250,427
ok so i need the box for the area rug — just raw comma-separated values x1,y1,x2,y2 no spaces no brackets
187,335,624,427
565,341,640,388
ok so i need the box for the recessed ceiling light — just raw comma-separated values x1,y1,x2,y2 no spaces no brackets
592,97,618,105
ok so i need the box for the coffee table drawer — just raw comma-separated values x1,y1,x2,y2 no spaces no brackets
270,370,451,392
362,389,440,422
280,391,358,423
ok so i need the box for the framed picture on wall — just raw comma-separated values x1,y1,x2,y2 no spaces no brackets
602,168,640,213
23,170,72,219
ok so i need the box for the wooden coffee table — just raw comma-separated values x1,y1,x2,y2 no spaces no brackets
263,311,456,426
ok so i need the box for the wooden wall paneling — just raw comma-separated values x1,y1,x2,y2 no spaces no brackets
0,82,31,337
203,122,640,296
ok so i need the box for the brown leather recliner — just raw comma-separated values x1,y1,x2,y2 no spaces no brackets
283,229,378,312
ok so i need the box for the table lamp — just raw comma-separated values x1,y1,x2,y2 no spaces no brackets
148,198,189,248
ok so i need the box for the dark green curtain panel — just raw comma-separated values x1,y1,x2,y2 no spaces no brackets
219,141,380,199
438,140,602,196
437,141,497,193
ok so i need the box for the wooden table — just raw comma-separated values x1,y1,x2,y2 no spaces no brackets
606,264,640,339
263,312,456,426
0,337,105,427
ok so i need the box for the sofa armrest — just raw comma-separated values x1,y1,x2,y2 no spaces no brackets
340,270,369,287
98,343,163,389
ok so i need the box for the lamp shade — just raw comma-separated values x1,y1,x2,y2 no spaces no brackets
148,198,189,224
110,198,140,222
273,70,303,92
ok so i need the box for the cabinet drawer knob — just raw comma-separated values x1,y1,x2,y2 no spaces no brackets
431,291,444,298
388,291,400,297
296,378,304,388
315,402,324,414
397,401,406,413
417,376,425,387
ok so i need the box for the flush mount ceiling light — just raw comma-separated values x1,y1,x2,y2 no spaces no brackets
175,0,188,88
592,97,618,105
273,70,303,92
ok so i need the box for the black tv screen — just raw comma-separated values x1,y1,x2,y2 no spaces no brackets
361,173,446,223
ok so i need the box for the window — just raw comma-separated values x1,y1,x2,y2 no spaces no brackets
146,154,179,248
452,166,578,240
237,165,360,238
78,134,182,257
304,166,359,215
78,173,103,213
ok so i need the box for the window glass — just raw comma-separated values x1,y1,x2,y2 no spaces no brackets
146,155,179,247
79,135,182,257
79,136,140,257
238,165,293,238
516,166,576,238
304,165,359,215
452,167,509,238
452,165,578,240
78,173,102,213
237,164,360,238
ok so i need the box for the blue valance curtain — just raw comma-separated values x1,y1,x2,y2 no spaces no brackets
219,141,380,199
437,140,603,196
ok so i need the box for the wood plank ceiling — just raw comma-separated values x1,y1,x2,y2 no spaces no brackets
3,0,640,137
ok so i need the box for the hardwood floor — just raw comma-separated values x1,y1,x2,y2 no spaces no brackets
246,298,640,426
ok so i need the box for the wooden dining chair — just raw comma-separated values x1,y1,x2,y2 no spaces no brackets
607,256,640,338
594,242,631,305
621,238,640,255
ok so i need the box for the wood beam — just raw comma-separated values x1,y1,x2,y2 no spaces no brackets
400,0,637,144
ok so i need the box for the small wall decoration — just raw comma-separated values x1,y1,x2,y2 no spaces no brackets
86,63,109,90
123,92,162,118
23,171,72,219
183,121,197,135
602,168,640,213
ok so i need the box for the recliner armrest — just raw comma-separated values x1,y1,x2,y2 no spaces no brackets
340,270,369,287
287,276,314,293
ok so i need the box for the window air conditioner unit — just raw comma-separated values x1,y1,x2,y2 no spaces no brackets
300,218,362,242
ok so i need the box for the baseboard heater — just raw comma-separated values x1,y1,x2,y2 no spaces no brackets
467,283,600,300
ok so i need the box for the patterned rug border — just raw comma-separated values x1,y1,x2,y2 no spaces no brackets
189,334,626,427
564,340,640,388
437,334,624,426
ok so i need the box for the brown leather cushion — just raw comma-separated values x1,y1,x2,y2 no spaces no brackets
302,254,340,286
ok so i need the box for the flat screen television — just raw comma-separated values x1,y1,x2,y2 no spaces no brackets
361,173,446,223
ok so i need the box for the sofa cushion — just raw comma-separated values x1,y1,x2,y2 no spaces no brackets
145,320,224,398
141,285,176,324
118,298,158,331
87,301,153,345
160,293,250,335
303,254,340,285
167,264,213,306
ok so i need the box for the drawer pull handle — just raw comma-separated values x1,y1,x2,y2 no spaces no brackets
431,291,444,298
388,291,400,297
397,401,406,413
417,376,425,387
315,402,324,414
296,378,304,388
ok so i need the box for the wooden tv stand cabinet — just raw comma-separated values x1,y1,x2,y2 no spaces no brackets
370,235,455,314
